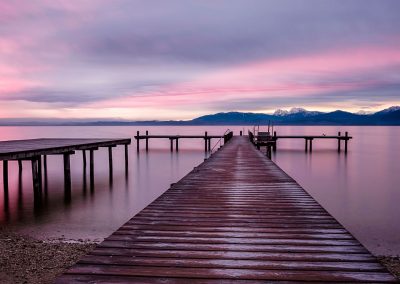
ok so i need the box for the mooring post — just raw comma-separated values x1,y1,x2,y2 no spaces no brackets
89,149,94,189
240,130,243,136
38,155,43,189
309,138,313,152
345,131,348,153
204,131,208,152
176,138,179,152
208,138,211,152
43,155,48,176
3,160,8,192
305,139,308,152
338,132,341,152
136,131,140,152
145,130,149,152
63,153,71,194
170,138,173,152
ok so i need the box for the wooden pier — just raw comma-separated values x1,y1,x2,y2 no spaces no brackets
57,136,395,283
0,138,131,195
135,131,233,152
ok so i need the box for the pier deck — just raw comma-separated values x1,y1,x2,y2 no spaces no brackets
57,136,396,283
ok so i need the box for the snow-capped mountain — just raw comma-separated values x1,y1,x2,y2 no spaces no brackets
273,107,322,117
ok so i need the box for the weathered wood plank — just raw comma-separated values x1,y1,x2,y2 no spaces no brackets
56,136,396,283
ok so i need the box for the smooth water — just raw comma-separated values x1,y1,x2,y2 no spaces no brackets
0,126,399,255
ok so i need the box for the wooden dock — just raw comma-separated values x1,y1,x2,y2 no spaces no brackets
56,136,396,283
1,138,131,194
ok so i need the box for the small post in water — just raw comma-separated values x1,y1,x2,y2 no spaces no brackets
145,130,149,152
338,132,341,152
136,131,140,152
345,131,349,153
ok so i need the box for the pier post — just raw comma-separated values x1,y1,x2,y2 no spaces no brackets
176,138,179,152
338,132,341,152
240,130,243,136
204,132,208,152
305,139,308,152
108,146,113,180
136,131,140,152
345,132,348,153
273,131,277,152
31,157,41,193
82,150,86,170
124,144,129,175
145,130,149,152
38,156,43,189
309,138,313,152
63,153,71,194
3,160,8,192
89,149,94,190
208,138,211,152
18,159,22,173
43,155,48,190
170,139,173,152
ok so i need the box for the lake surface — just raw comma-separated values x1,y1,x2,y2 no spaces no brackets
0,126,399,255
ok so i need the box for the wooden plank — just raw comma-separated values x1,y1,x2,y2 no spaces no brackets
56,136,396,283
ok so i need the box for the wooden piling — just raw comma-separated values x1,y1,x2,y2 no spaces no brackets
31,157,41,193
124,144,129,175
304,139,308,152
175,138,179,152
136,131,140,152
18,159,22,173
208,138,211,152
145,130,149,152
345,132,349,153
204,132,208,152
273,131,277,152
3,160,8,192
82,150,87,170
170,139,173,152
63,153,71,193
89,149,94,189
338,132,341,152
309,138,313,152
108,146,113,177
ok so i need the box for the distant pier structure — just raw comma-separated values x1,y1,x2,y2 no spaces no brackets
249,131,352,158
0,138,131,198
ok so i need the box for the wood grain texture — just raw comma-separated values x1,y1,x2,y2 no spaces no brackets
56,136,396,283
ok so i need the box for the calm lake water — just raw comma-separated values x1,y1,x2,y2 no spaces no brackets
0,126,399,256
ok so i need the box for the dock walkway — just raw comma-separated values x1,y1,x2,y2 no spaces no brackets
57,136,396,283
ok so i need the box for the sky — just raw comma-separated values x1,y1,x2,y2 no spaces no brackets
1,0,400,120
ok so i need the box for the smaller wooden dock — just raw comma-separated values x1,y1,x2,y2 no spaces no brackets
57,136,395,283
1,138,131,195
250,131,352,153
135,130,233,152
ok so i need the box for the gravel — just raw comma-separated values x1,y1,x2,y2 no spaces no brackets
0,229,96,284
378,256,400,280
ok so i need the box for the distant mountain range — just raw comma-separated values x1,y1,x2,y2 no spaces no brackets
1,106,400,126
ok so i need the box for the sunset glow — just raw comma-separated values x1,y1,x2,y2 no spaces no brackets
1,0,400,120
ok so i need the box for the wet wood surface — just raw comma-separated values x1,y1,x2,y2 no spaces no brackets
56,136,396,283
0,138,131,160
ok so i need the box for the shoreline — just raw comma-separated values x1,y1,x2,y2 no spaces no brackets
1,230,399,283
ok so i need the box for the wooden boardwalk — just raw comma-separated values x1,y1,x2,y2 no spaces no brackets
56,136,396,283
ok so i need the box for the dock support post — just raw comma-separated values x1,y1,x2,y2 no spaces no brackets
309,139,313,152
345,132,348,153
136,131,140,152
124,144,129,175
82,150,86,170
240,130,243,136
338,132,341,152
145,130,149,152
3,160,8,192
89,149,94,190
43,155,48,190
273,131,277,152
18,160,22,173
170,139,173,152
31,157,41,193
63,153,71,194
208,138,211,152
305,139,308,152
204,132,208,152
176,139,179,152
108,146,113,181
